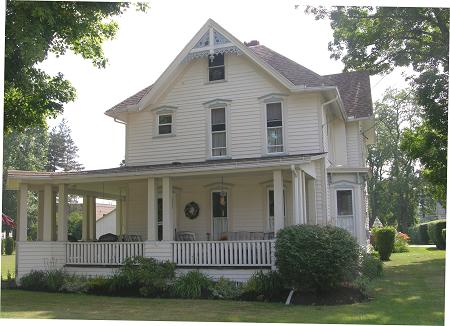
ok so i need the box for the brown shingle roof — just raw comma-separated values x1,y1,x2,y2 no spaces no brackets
106,45,372,119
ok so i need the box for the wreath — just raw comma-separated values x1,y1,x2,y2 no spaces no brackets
184,202,200,219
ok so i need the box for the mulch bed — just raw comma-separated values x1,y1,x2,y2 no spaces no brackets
290,286,369,305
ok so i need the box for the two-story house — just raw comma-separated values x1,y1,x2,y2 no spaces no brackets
7,19,374,282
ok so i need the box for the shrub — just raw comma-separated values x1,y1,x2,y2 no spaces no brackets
360,251,383,280
3,238,14,255
115,256,176,297
210,277,242,300
275,225,360,293
443,229,446,243
419,223,430,244
406,225,421,244
172,270,213,299
20,269,67,292
85,276,113,295
59,275,88,293
373,226,396,261
393,232,410,253
240,270,287,302
428,220,446,249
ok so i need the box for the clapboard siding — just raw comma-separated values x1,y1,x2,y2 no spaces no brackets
125,55,322,166
16,242,66,281
346,121,362,167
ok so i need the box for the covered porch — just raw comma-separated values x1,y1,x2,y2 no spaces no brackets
8,154,324,279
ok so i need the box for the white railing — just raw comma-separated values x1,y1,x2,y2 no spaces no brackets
172,240,274,267
66,242,144,265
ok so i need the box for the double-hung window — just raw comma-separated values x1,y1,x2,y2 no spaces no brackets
208,54,225,82
158,114,173,135
211,107,227,157
266,102,284,153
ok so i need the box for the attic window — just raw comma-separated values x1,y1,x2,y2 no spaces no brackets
208,54,225,81
158,114,173,135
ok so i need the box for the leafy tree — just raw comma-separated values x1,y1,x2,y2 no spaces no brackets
68,211,83,241
367,89,436,230
4,1,148,133
305,6,448,202
46,119,84,172
2,128,49,238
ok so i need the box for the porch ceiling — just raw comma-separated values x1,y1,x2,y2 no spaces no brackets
7,152,325,190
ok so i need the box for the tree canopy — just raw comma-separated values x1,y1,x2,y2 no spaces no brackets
4,1,148,133
305,6,448,202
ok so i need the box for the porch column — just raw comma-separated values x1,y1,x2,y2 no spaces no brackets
292,168,300,225
162,177,173,241
300,171,307,223
116,199,123,237
17,183,28,241
51,191,57,240
147,177,158,241
43,185,54,241
273,170,284,234
82,195,89,241
37,190,44,241
89,196,96,240
57,184,68,241
298,171,306,224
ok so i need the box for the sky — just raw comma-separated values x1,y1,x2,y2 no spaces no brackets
40,0,415,170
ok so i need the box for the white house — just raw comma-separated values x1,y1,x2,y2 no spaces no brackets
7,19,374,282
95,204,116,239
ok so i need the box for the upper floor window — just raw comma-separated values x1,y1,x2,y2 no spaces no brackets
211,107,226,157
158,114,173,135
266,102,284,153
208,54,225,82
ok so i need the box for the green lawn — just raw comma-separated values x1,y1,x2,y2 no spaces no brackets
1,254,15,279
0,247,445,324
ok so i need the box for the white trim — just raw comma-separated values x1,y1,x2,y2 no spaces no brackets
334,188,356,236
210,189,230,240
261,98,288,155
205,100,232,160
266,187,287,232
206,52,227,83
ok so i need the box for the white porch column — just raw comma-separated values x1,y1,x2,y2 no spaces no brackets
298,171,306,224
273,170,284,233
162,177,173,241
292,169,300,225
89,196,96,240
82,195,89,241
57,184,68,241
147,177,158,241
17,183,28,241
37,190,44,241
116,199,123,237
43,185,54,241
51,191,57,240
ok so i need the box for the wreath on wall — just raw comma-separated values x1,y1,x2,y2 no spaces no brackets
184,202,200,219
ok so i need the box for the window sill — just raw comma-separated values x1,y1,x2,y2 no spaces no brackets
207,155,232,161
205,79,227,85
152,133,176,139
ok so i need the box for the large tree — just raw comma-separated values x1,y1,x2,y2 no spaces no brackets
367,88,436,230
305,6,448,202
4,1,148,133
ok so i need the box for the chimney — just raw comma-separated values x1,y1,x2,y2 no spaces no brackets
244,40,259,47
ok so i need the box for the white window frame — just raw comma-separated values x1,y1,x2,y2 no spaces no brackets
335,188,356,236
206,53,226,83
210,189,229,240
203,99,232,160
151,106,178,138
157,113,173,135
266,187,287,232
258,93,288,156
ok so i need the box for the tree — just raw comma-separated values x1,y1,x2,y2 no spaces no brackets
367,88,436,230
46,119,84,172
2,128,49,238
305,6,448,202
4,1,148,133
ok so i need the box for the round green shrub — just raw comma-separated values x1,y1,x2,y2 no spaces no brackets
373,226,396,261
275,225,360,293
418,223,430,244
172,270,213,299
240,270,287,302
428,220,446,249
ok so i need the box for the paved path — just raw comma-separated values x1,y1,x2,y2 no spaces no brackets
409,244,435,248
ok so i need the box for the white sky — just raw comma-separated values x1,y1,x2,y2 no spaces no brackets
40,0,418,170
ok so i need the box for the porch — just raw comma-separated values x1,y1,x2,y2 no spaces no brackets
8,154,323,280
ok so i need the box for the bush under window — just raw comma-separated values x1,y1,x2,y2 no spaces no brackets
275,225,360,293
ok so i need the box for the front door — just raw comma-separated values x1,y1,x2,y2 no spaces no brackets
212,191,228,240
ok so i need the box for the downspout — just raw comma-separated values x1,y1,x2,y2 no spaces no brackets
114,118,126,125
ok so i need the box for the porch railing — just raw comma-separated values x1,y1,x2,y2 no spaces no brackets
66,242,144,265
172,240,274,267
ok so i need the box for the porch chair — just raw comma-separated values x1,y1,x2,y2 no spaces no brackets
176,231,196,241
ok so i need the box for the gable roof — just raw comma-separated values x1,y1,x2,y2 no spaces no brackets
105,20,373,120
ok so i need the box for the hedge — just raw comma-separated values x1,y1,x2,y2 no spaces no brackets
373,226,396,261
428,220,446,249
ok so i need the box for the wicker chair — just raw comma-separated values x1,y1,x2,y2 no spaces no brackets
176,231,196,241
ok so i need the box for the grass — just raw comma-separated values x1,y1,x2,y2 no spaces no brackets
1,254,15,279
0,247,445,324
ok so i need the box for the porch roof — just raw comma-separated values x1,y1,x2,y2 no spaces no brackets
7,153,324,188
